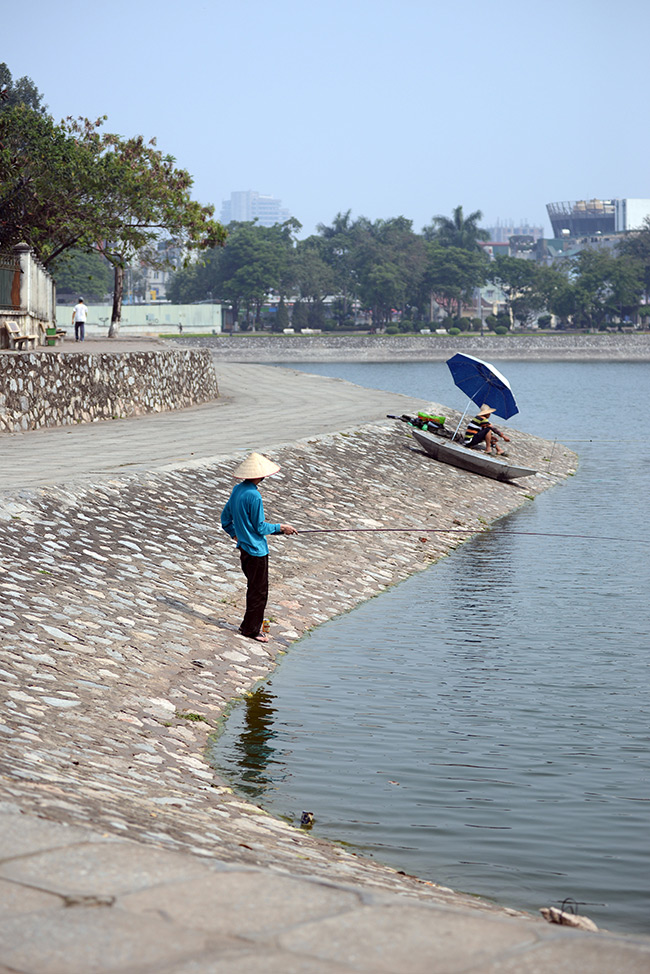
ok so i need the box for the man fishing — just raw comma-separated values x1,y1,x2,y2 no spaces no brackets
464,404,511,456
221,452,297,643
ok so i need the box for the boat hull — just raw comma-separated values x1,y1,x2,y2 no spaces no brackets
409,428,537,481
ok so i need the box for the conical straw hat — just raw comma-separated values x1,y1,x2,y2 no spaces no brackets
233,452,281,479
477,404,496,416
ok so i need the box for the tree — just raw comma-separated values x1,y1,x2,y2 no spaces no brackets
273,297,290,332
291,300,308,329
423,205,489,251
317,210,357,324
168,220,297,328
351,216,426,327
0,107,101,257
617,217,650,302
423,243,488,319
0,108,225,333
84,124,225,334
536,264,574,325
293,238,335,306
490,256,544,327
50,249,113,302
571,250,644,329
0,63,47,114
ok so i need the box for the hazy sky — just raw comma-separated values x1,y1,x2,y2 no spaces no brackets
5,0,649,238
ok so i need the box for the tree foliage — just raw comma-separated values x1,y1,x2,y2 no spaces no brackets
0,63,47,114
349,216,426,326
50,249,113,302
169,205,650,332
571,250,644,328
617,217,650,298
0,104,225,333
424,244,489,319
168,220,298,326
423,205,489,251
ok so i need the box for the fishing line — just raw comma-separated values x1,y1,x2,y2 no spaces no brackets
295,527,649,544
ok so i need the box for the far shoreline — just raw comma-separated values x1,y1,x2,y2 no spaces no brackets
168,331,650,363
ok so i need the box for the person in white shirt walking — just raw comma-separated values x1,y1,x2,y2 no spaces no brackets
72,298,87,342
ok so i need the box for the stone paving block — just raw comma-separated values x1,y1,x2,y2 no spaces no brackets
477,932,650,974
165,947,357,973
278,903,539,973
0,905,209,974
0,839,213,897
121,869,360,937
0,877,61,917
0,812,109,860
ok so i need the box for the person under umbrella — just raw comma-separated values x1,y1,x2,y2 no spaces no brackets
464,404,511,456
221,452,297,642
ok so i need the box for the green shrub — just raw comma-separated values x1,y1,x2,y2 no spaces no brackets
386,325,399,334
494,325,509,335
448,327,460,336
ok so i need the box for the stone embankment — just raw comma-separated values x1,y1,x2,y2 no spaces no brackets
0,346,217,433
1,417,574,870
173,330,650,362
2,358,650,971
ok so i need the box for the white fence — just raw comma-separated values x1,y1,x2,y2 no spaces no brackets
0,243,56,347
57,302,223,336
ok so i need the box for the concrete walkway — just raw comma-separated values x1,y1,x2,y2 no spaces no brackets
1,347,649,972
1,356,425,491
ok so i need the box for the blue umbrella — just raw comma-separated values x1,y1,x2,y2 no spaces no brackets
446,352,519,420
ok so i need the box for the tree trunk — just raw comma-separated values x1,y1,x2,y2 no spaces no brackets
108,264,124,338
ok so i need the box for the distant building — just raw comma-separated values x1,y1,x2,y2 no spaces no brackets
479,241,510,259
614,198,650,232
546,198,650,238
486,221,544,244
536,232,625,266
479,236,539,261
220,191,291,227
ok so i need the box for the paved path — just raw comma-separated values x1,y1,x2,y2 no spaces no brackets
1,350,649,972
1,361,425,491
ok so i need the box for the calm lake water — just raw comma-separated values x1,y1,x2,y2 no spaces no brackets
211,360,650,934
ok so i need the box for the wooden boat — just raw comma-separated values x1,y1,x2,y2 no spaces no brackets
408,427,537,482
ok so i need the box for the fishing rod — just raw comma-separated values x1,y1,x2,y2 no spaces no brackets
294,527,649,544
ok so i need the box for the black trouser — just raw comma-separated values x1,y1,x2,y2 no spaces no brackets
239,550,268,637
466,427,489,447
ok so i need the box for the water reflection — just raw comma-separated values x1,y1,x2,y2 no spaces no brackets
231,686,277,797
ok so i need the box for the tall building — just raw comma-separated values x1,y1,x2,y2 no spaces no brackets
486,220,544,243
220,191,291,227
546,198,650,237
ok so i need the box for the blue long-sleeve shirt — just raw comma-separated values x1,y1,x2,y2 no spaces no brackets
220,480,281,557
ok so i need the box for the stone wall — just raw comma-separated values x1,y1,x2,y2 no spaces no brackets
0,348,218,433
169,331,650,362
